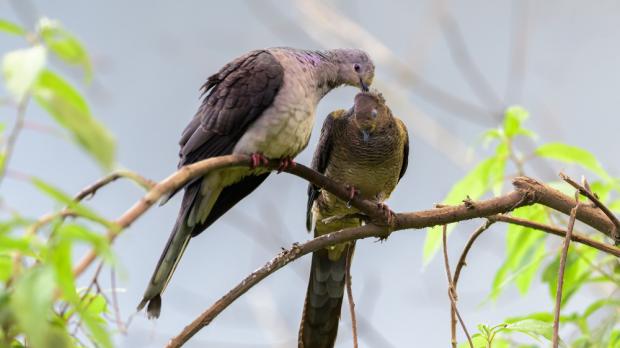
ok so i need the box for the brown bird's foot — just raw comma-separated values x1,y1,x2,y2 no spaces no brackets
345,184,360,207
249,152,269,169
377,202,395,226
276,156,296,173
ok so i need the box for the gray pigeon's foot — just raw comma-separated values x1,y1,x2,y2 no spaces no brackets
345,184,360,208
276,156,296,173
250,152,269,168
377,202,395,225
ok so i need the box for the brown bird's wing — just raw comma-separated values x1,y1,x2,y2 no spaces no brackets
306,110,347,231
397,118,409,181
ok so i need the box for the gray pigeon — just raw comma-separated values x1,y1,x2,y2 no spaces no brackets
299,91,409,348
138,47,375,318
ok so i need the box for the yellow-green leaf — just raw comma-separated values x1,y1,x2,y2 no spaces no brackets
2,45,47,102
33,70,115,170
10,266,55,348
37,17,92,80
423,157,503,263
535,143,611,181
0,19,25,36
503,105,529,137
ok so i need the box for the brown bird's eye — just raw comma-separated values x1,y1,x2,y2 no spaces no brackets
354,63,361,72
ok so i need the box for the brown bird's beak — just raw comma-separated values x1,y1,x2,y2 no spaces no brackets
359,77,369,92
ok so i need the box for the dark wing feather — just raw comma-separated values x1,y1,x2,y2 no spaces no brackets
398,119,409,182
306,110,347,231
164,50,284,202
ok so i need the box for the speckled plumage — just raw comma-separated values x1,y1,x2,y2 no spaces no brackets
138,47,375,319
299,92,409,348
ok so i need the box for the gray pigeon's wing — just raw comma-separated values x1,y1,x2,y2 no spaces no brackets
306,110,347,231
180,50,284,167
398,118,409,181
162,50,284,203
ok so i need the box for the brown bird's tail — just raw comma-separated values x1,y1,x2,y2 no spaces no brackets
299,244,354,348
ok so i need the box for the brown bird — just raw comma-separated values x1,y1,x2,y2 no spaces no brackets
299,91,409,347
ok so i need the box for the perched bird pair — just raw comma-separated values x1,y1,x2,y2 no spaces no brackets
138,47,409,348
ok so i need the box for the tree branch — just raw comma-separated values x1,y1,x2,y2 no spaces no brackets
58,154,619,345
553,202,579,347
442,225,473,348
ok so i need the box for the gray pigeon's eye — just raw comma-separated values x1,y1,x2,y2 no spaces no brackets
354,64,361,72
371,109,378,118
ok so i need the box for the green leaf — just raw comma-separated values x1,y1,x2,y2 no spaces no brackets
423,157,504,263
2,45,47,101
542,246,595,307
56,223,112,262
10,266,55,348
30,177,114,228
535,143,611,182
0,255,12,281
490,206,547,299
33,70,115,170
37,18,92,80
503,105,529,137
458,334,487,348
0,19,25,36
48,238,79,303
79,294,112,348
503,319,559,345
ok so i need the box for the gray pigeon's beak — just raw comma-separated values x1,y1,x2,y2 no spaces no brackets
359,78,369,92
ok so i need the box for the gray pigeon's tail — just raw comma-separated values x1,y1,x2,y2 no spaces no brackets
298,244,354,348
137,210,193,319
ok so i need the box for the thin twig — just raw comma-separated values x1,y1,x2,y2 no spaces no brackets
552,202,580,347
560,173,620,243
110,268,127,334
487,214,619,257
450,220,495,344
441,225,473,348
345,245,358,348
0,96,30,187
73,170,156,201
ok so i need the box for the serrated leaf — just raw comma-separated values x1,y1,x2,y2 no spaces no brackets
504,105,529,137
2,45,47,101
33,70,115,170
10,266,55,348
37,17,92,80
0,19,25,36
535,143,611,182
48,237,79,303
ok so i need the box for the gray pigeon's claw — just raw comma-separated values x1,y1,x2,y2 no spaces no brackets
250,153,269,169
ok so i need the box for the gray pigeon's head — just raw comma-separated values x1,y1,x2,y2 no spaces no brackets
328,49,375,91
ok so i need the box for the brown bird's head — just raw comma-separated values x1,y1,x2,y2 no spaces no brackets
352,91,390,142
329,49,375,91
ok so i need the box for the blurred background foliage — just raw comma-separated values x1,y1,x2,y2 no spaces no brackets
0,1,619,347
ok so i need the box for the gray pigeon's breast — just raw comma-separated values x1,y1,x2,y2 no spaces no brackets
233,56,319,159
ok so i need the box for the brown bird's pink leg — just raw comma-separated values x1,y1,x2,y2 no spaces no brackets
249,152,269,169
276,156,296,173
377,202,395,225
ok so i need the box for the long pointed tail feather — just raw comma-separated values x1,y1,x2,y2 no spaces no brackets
299,244,354,348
